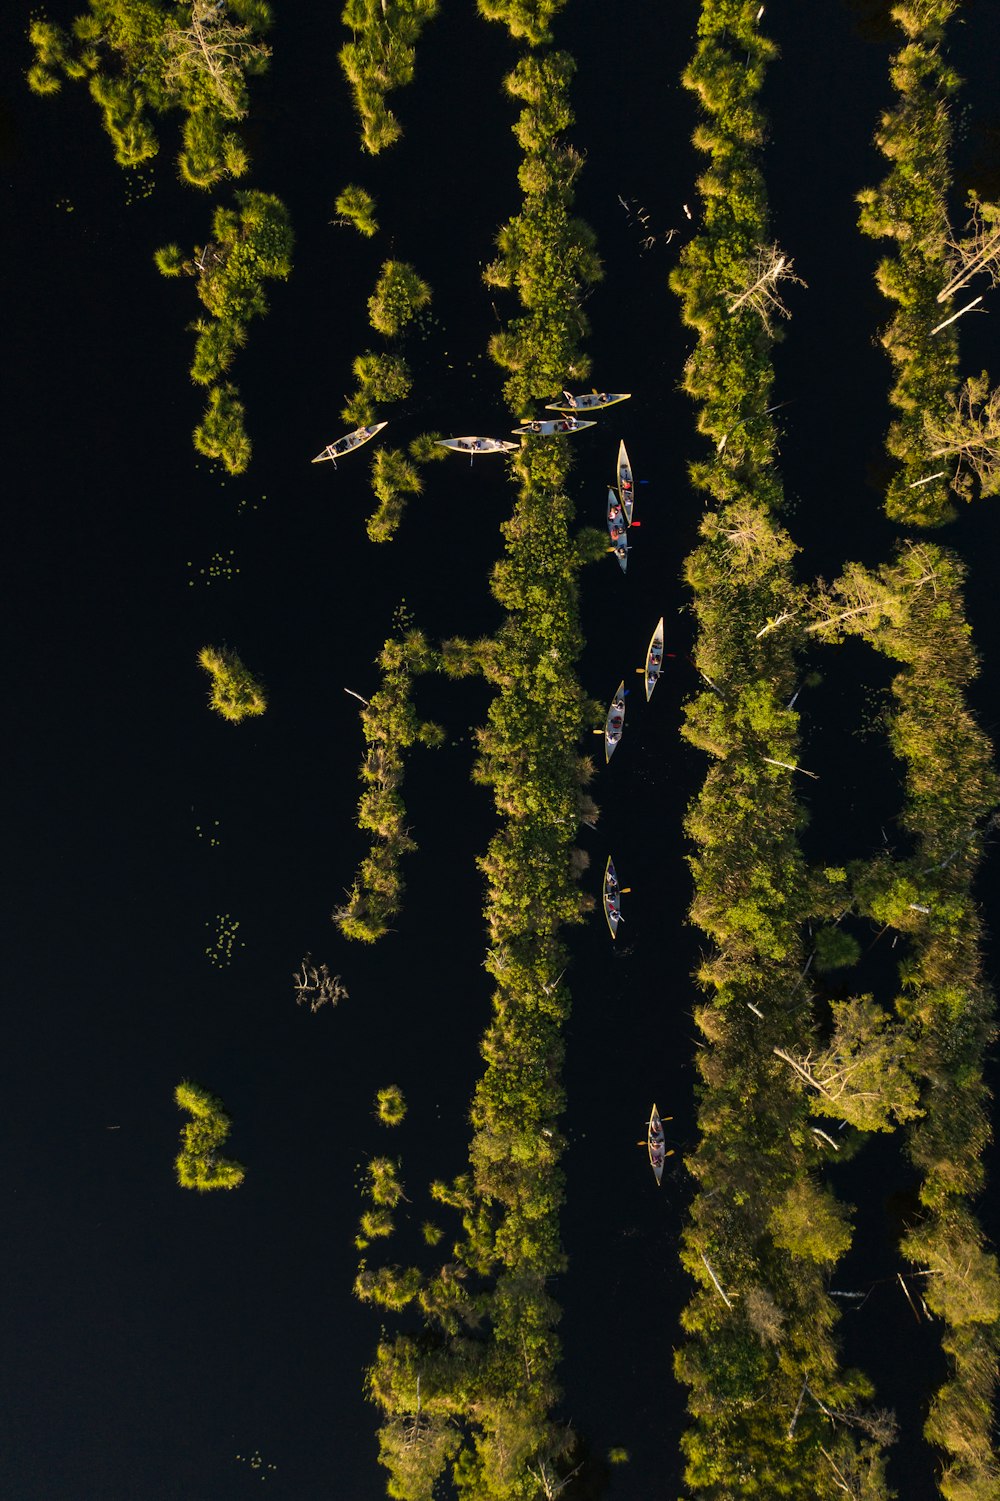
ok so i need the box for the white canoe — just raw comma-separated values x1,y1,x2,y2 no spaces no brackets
436,436,517,455
617,439,634,523
545,390,631,413
648,1104,666,1186
603,856,622,939
643,618,665,702
605,681,625,764
312,421,387,463
512,418,597,437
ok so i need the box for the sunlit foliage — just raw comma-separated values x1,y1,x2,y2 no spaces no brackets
174,1080,245,1191
197,644,266,722
27,0,271,184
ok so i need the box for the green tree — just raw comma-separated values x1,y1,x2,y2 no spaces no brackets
193,383,251,472
197,645,266,723
335,183,379,237
376,1085,407,1126
162,0,272,120
775,997,922,1132
769,1178,853,1263
174,1080,245,1191
924,372,1000,500
368,260,432,337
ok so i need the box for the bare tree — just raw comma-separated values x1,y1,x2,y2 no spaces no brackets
773,998,921,1132
527,1458,583,1500
807,558,937,639
293,955,347,1011
163,0,271,119
728,243,806,331
924,372,1000,499
938,199,1000,304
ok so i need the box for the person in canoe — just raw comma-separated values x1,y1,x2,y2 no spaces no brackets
562,390,578,407
558,416,578,432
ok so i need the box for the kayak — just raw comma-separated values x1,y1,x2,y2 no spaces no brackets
648,1104,666,1186
617,439,634,523
603,856,622,938
545,390,631,413
512,418,597,437
604,681,625,764
312,422,387,463
436,436,518,455
643,617,665,702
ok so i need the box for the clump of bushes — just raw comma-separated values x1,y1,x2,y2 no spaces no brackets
174,1080,245,1191
197,645,266,723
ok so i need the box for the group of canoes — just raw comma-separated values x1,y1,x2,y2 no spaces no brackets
310,390,632,465
600,617,664,943
314,405,669,1184
601,618,665,764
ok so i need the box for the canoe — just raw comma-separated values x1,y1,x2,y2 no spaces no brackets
603,856,622,939
610,535,630,575
643,617,665,702
312,421,387,464
617,439,635,523
648,1104,666,1186
604,681,625,764
436,436,518,455
545,390,631,413
512,418,597,437
606,487,627,547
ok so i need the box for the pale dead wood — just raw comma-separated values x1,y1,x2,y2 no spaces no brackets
700,1252,733,1310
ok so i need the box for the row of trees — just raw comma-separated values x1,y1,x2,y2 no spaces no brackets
483,51,602,415
851,6,999,1491
671,3,1000,1490
28,4,287,474
333,629,444,943
808,543,1000,1499
356,27,603,1500
28,0,272,186
156,189,294,472
338,0,439,154
349,259,440,542
671,5,894,1494
858,0,1000,525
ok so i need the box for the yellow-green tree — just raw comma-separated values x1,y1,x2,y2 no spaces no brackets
174,1081,244,1191
197,645,266,723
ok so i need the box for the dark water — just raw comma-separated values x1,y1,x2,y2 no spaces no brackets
2,3,998,1499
